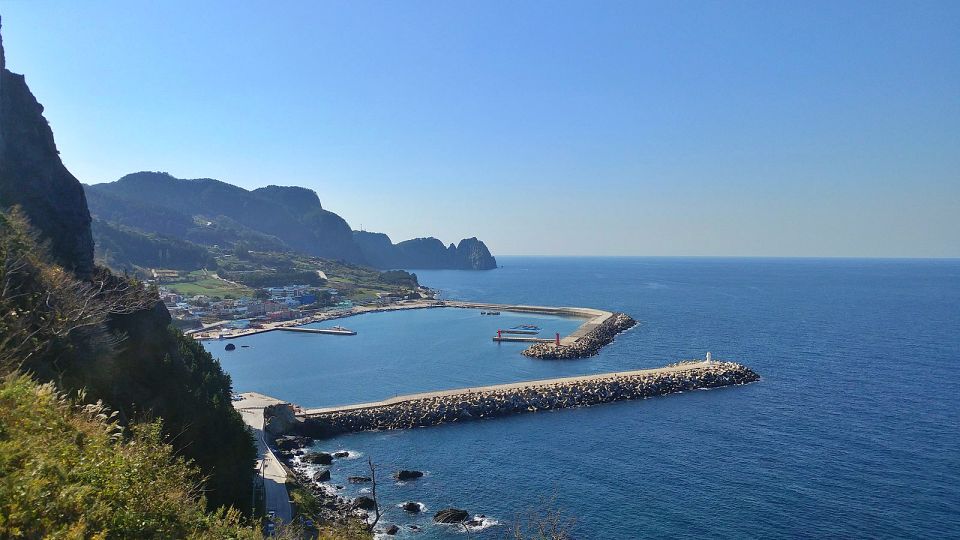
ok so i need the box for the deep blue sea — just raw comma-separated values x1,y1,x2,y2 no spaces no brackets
206,257,960,539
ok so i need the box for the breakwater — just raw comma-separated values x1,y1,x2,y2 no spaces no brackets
288,361,759,438
522,312,636,359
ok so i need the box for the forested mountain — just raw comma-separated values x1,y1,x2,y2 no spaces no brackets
85,172,497,271
93,218,217,271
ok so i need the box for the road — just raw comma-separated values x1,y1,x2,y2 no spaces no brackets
233,392,292,523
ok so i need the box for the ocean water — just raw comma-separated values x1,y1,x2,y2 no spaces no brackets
207,257,960,538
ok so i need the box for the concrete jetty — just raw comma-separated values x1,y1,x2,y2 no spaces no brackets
492,336,554,343
277,327,356,336
273,361,759,438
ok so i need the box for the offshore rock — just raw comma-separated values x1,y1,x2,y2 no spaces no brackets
434,508,469,523
395,470,424,481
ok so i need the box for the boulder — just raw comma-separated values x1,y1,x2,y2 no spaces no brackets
333,451,349,458
385,524,399,535
348,476,371,483
395,470,424,480
224,343,236,351
275,435,311,451
313,469,330,482
352,496,377,511
402,501,422,513
302,452,333,465
433,508,469,523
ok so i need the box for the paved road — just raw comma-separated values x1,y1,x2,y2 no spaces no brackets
233,393,292,523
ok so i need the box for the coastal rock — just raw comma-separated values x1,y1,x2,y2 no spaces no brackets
224,343,236,351
385,524,399,535
263,402,299,435
302,452,333,465
333,451,349,458
395,470,424,481
352,496,377,511
348,476,371,483
275,435,311,451
402,501,422,513
434,508,469,523
313,469,331,482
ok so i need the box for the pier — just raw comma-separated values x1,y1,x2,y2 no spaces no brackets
276,327,356,336
279,360,760,438
492,336,554,343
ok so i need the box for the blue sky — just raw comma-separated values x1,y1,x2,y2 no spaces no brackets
2,1,958,257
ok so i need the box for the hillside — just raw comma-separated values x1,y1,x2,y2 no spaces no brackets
85,172,497,271
93,218,217,271
0,16,256,515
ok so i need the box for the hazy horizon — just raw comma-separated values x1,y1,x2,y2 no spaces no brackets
3,2,958,258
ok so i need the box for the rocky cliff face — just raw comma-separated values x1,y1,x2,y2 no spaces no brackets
454,237,497,270
0,17,94,277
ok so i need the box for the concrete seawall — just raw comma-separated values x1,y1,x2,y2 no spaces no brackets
290,361,759,438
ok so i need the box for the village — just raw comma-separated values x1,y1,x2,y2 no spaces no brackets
147,268,434,341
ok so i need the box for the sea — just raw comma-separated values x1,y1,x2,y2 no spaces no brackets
205,257,960,539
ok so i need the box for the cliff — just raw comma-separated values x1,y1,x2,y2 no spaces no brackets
354,231,497,270
0,18,94,277
0,18,254,512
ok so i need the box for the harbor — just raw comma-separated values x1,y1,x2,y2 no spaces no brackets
192,299,628,359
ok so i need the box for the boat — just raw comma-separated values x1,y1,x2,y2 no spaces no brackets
513,324,541,330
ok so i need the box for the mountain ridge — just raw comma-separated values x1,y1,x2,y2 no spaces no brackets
86,171,497,270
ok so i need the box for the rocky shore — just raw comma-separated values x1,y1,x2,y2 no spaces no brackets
522,312,637,359
292,361,758,438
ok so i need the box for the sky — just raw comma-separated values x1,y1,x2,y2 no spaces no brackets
2,1,958,257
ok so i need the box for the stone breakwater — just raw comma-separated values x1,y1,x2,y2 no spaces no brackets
522,312,637,359
295,361,759,438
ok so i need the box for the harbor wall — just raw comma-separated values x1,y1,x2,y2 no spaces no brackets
522,312,636,359
291,361,759,438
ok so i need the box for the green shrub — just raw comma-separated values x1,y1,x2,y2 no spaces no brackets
0,374,259,539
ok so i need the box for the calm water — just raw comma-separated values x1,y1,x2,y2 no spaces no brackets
207,257,960,538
